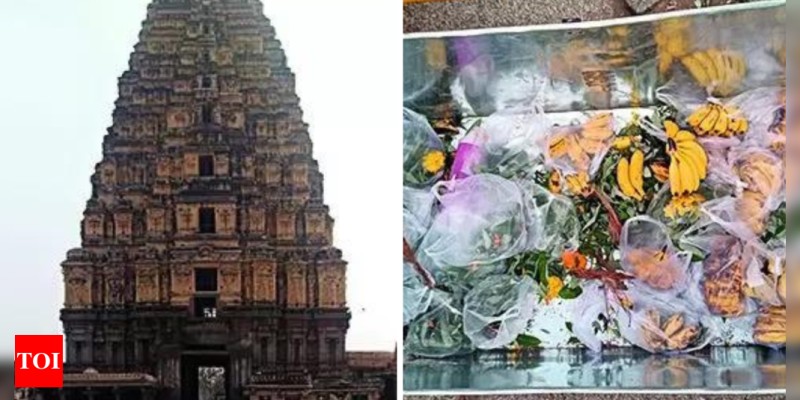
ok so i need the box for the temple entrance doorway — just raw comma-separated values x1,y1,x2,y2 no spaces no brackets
181,350,229,400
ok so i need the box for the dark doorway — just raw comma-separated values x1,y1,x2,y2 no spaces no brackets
181,352,229,400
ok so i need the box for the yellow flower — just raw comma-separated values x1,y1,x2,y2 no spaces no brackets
664,193,706,219
545,276,564,304
421,150,445,174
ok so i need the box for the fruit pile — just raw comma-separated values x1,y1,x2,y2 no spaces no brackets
403,15,786,358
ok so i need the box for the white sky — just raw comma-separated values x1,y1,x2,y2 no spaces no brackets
0,0,401,357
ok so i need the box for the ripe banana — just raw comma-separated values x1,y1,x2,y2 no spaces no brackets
617,151,645,201
680,49,747,97
665,120,708,195
687,102,749,137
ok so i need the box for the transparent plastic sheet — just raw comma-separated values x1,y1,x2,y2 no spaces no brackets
570,282,621,353
451,107,550,180
618,282,714,354
679,233,757,318
433,263,510,306
405,291,473,359
404,2,784,117
404,262,434,326
418,174,528,271
542,113,617,179
727,87,786,151
404,108,446,188
517,180,580,254
404,186,438,250
620,216,692,295
731,147,785,209
463,275,538,350
655,14,785,110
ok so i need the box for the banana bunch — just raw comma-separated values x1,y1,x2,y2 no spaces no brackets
548,113,614,172
754,306,786,346
642,310,700,352
664,121,708,195
737,151,783,198
617,150,645,201
687,102,749,137
680,49,747,97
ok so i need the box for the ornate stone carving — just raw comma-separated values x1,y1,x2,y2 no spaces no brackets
277,212,295,241
166,108,191,128
183,153,198,176
291,163,309,188
252,261,277,302
115,213,132,239
215,154,230,176
64,266,92,308
215,205,237,235
100,162,116,186
105,267,125,306
286,263,307,308
176,204,197,234
219,264,242,305
170,264,192,305
265,163,282,185
136,265,160,303
57,1,371,394
248,207,266,234
146,208,166,236
83,214,104,239
318,264,346,308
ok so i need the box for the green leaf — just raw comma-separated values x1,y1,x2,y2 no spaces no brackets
559,285,583,300
516,334,541,348
567,336,582,345
565,321,573,332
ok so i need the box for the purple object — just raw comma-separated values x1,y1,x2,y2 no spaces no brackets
451,141,485,180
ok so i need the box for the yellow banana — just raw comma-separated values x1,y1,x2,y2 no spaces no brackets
630,150,646,198
708,49,728,88
676,140,708,178
677,156,699,192
693,51,719,85
617,157,636,199
698,106,720,135
669,159,683,195
681,55,711,88
688,104,713,129
712,110,729,136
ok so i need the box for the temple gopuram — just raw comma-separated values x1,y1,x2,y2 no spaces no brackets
32,0,395,399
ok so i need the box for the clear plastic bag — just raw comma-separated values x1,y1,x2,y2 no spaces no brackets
462,275,537,350
542,113,616,179
404,262,434,326
404,108,446,188
451,107,550,180
405,292,472,358
618,283,713,354
620,216,692,294
680,233,755,318
518,180,580,254
403,186,437,250
417,174,528,271
570,282,622,353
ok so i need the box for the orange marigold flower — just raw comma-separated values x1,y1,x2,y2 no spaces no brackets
561,250,588,271
545,276,564,304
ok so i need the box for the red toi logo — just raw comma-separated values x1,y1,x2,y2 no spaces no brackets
15,335,64,388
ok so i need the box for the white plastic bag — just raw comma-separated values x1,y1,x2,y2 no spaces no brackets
462,275,537,350
620,216,692,294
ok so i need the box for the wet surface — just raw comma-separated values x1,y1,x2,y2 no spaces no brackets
404,347,785,392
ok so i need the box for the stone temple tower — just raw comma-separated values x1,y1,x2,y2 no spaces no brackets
48,1,391,399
